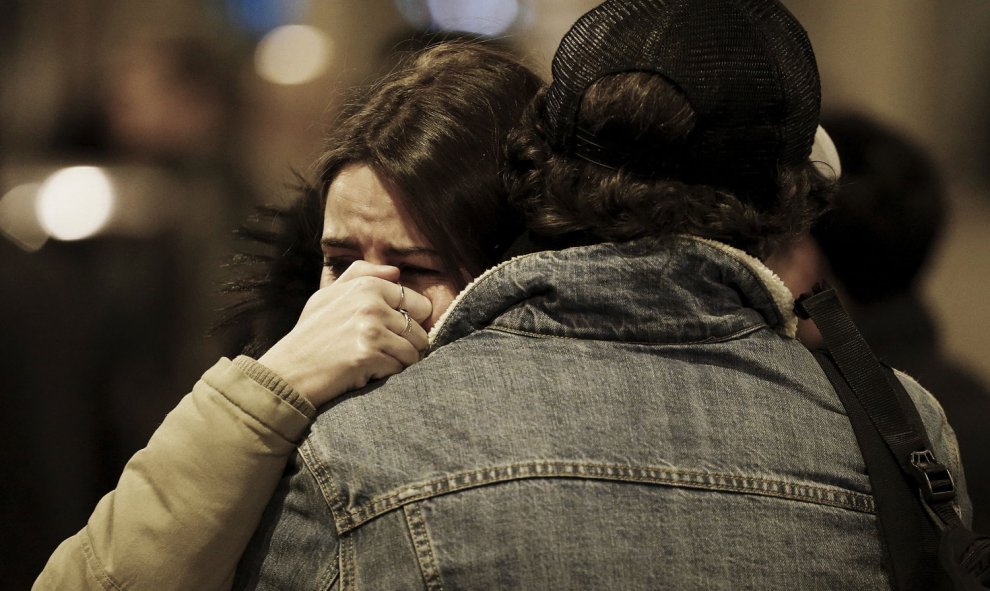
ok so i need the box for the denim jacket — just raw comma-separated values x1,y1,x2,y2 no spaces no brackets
236,236,969,590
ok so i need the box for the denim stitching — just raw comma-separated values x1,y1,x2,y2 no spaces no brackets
316,548,340,591
486,323,766,346
300,440,348,589
686,236,796,336
300,440,349,526
403,504,446,591
337,533,355,591
333,461,875,533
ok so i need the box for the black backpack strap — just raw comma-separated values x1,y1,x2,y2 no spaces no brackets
812,350,945,590
795,284,961,521
795,283,969,590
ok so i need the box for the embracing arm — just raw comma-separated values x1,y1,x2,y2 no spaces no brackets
33,262,431,590
34,356,314,591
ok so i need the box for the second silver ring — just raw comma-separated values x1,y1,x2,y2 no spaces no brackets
399,308,411,337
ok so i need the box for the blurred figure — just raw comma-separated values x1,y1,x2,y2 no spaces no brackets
103,36,239,166
2,32,251,588
771,112,990,533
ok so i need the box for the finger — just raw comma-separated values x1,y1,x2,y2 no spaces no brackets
365,351,405,383
377,329,424,369
334,260,400,284
388,308,429,352
388,284,432,325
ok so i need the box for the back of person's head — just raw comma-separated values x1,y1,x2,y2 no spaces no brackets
812,114,946,304
317,42,542,282
507,0,835,259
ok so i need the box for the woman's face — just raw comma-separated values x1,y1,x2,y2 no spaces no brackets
320,164,462,330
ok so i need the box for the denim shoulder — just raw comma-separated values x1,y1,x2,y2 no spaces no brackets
233,450,340,590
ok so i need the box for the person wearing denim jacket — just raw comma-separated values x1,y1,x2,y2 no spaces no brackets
238,236,970,590
235,1,972,589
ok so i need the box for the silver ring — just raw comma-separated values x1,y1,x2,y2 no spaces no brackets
399,308,411,337
397,282,405,311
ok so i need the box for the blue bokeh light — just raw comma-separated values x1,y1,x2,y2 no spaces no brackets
427,0,519,36
226,0,308,34
393,0,432,29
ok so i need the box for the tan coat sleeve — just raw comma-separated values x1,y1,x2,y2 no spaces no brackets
33,356,315,591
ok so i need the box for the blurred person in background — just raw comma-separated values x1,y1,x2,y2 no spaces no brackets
34,42,541,590
769,112,990,533
3,32,252,589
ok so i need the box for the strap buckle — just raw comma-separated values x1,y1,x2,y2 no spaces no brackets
910,449,956,503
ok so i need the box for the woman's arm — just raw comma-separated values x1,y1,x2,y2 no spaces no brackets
34,357,313,591
34,262,432,590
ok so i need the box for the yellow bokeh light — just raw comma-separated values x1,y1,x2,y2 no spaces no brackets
255,25,333,86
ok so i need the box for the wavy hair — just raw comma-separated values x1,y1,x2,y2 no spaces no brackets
314,42,542,282
506,72,836,260
220,42,541,353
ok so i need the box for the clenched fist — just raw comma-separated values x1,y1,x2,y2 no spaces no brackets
259,261,432,407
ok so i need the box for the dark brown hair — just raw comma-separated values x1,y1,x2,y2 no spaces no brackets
506,72,836,259
316,42,542,283
221,42,541,354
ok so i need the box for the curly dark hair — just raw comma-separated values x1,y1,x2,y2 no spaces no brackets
506,72,836,260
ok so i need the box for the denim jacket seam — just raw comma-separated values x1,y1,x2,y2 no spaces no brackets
299,440,349,530
333,460,875,533
684,236,797,336
317,560,340,591
429,249,547,345
484,323,767,346
338,533,356,591
403,504,446,591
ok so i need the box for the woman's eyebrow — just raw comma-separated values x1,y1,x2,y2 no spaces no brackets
321,238,438,258
385,245,439,258
320,237,359,251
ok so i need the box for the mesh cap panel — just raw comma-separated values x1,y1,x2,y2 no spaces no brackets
544,0,821,205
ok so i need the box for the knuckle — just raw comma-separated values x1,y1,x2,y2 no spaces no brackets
356,299,386,318
356,318,384,340
351,339,379,363
353,275,378,290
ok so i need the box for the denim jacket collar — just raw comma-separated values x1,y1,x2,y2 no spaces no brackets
429,236,797,349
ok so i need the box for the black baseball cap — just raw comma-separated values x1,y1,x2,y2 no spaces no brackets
543,0,822,205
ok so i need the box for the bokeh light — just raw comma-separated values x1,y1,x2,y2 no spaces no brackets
0,183,48,251
226,0,309,34
35,167,116,241
393,0,432,29
254,24,333,85
427,0,519,36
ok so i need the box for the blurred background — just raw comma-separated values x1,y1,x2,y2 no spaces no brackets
2,0,988,585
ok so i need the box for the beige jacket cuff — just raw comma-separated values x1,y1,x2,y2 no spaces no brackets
232,354,317,424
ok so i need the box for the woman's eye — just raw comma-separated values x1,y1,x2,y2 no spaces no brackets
323,257,354,277
400,265,439,278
